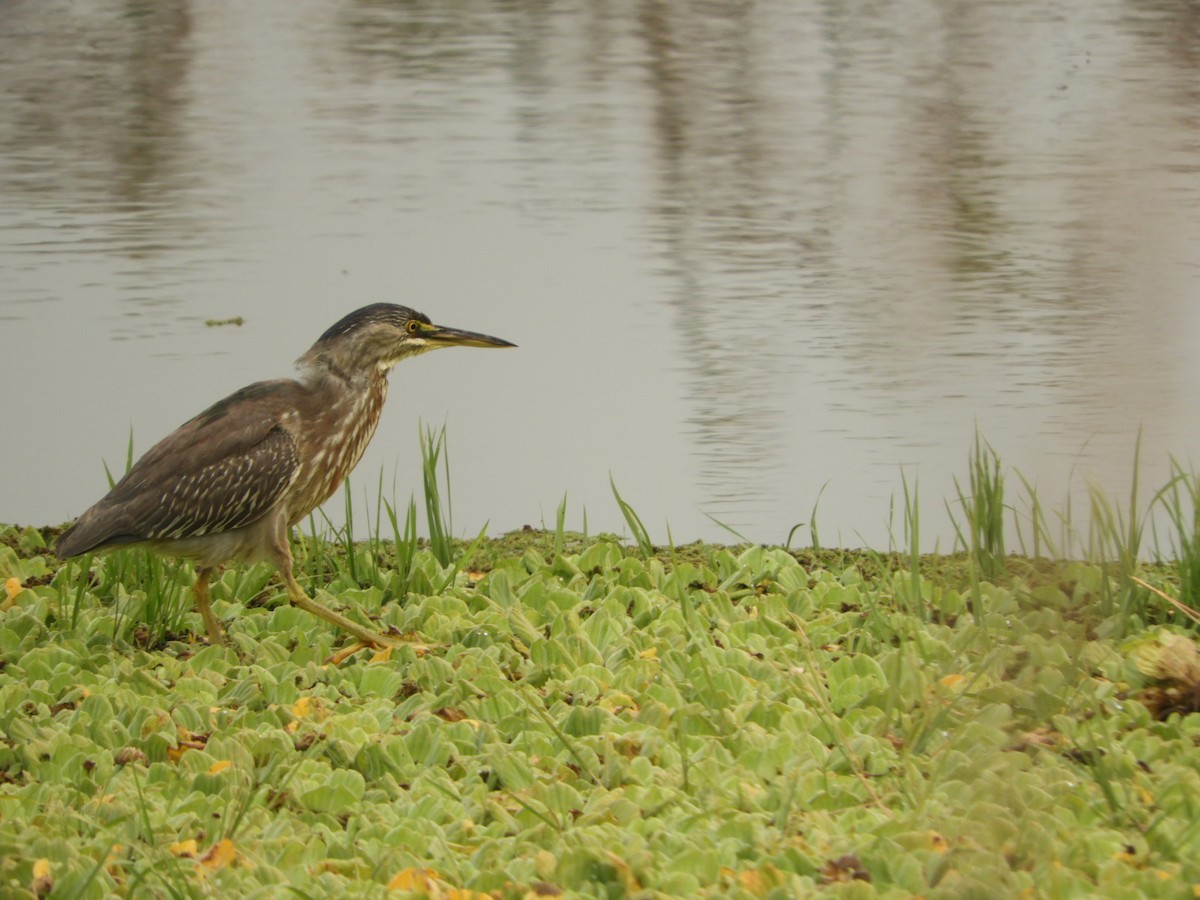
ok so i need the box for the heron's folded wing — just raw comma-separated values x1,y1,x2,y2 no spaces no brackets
57,381,303,556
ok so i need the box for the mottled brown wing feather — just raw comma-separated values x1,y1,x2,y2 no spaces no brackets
128,424,299,540
57,380,303,557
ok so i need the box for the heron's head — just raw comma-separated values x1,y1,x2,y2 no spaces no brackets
300,303,515,380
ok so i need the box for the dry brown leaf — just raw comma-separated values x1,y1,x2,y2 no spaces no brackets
819,853,870,884
1012,727,1067,752
1136,633,1200,684
113,747,147,767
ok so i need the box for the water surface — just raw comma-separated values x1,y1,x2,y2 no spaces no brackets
3,0,1199,550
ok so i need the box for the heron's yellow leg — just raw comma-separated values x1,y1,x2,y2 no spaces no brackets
283,571,401,651
193,567,227,644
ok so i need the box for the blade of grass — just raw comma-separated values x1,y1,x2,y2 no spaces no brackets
610,476,653,556
553,493,568,560
385,496,419,592
1013,470,1060,560
899,469,926,622
421,423,454,566
702,511,750,545
1151,458,1200,614
1129,576,1200,626
520,686,599,784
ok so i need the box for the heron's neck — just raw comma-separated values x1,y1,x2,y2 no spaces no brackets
298,359,391,430
285,364,392,523
298,351,360,387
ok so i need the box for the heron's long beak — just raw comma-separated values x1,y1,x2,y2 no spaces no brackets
423,323,516,349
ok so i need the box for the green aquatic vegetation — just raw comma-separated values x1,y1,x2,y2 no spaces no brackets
5,435,1200,896
1,518,1198,898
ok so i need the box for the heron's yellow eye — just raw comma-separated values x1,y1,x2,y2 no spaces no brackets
406,320,421,335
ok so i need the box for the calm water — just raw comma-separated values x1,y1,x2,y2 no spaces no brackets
3,0,1200,550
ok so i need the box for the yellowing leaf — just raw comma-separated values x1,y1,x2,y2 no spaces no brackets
599,691,639,713
207,760,232,775
638,647,658,659
199,839,237,872
602,852,641,893
388,867,441,890
4,577,21,601
290,695,330,722
534,850,556,879
105,844,124,879
169,840,198,858
940,674,966,689
172,739,207,761
30,857,52,897
737,869,765,893
176,726,208,744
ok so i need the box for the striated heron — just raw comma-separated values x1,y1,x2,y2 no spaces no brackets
56,303,515,651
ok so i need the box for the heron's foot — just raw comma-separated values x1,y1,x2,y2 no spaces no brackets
284,575,431,658
326,642,368,665
325,634,435,666
201,620,231,646
326,641,383,666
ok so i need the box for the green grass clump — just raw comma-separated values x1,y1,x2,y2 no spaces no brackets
949,430,1006,582
1,519,1199,898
